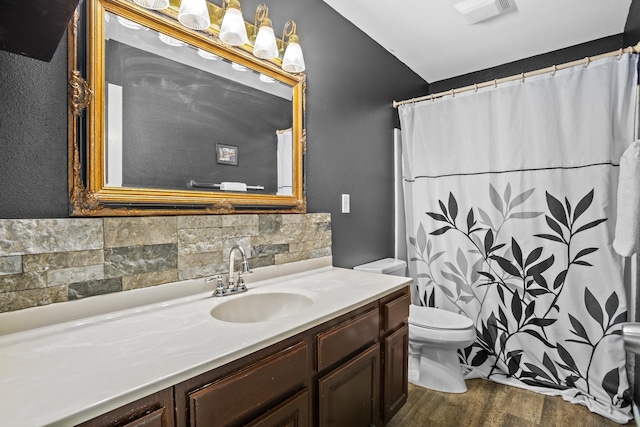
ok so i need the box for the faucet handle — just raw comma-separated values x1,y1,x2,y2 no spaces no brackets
210,275,225,297
236,273,247,292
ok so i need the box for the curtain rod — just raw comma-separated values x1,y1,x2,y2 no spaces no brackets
392,42,640,108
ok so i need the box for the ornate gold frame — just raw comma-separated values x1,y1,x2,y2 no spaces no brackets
68,0,306,216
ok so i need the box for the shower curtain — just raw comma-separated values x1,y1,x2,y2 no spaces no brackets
399,55,637,423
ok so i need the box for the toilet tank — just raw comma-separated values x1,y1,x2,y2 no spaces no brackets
353,258,407,277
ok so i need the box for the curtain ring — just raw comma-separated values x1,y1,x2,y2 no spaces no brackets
493,79,497,88
617,48,624,60
450,89,455,98
431,94,436,103
474,83,479,92
584,57,591,68
551,64,557,76
521,72,525,83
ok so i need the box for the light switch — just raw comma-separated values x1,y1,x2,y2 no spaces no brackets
341,194,350,213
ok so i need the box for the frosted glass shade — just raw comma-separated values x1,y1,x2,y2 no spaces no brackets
159,33,184,46
282,41,305,73
197,49,218,60
219,8,248,46
133,0,169,10
253,25,278,59
259,74,275,83
117,16,142,30
178,0,211,31
231,62,247,71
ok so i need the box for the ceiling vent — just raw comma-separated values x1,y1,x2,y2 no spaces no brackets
454,0,511,25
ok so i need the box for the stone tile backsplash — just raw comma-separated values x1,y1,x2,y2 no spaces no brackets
0,213,331,313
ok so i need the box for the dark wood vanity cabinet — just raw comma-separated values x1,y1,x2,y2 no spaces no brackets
77,287,409,427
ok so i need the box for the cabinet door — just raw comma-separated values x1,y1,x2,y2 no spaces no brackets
76,388,174,427
383,324,408,423
245,389,309,427
318,344,381,427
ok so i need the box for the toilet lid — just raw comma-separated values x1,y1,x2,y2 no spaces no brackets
409,305,474,330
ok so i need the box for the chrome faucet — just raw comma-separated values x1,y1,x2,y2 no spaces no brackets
211,245,251,297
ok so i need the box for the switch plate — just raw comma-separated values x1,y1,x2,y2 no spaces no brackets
341,194,350,213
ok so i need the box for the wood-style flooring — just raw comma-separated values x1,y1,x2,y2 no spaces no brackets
387,380,635,427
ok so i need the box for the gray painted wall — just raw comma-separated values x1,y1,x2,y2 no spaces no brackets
0,43,70,218
625,0,640,47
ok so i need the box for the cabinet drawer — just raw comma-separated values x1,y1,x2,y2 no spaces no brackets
383,292,410,332
76,388,174,427
245,389,309,427
317,308,379,372
188,341,308,426
120,408,164,427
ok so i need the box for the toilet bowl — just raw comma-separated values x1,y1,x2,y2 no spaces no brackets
408,304,475,393
353,258,476,393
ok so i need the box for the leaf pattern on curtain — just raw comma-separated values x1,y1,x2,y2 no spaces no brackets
410,184,631,412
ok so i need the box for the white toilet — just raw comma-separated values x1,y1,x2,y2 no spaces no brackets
354,258,476,393
407,304,475,393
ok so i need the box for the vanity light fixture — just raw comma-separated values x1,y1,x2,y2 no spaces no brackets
219,0,248,46
252,4,278,59
281,20,305,73
178,0,211,30
130,0,305,72
133,0,169,10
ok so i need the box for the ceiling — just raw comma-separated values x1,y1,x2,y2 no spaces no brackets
321,0,633,83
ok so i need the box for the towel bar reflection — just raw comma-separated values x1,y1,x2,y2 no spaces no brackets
188,180,265,191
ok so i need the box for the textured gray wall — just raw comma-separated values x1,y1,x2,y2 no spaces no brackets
0,41,69,218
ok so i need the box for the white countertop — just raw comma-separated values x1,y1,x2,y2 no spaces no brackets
0,258,411,427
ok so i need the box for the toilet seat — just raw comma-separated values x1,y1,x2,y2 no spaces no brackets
409,305,474,331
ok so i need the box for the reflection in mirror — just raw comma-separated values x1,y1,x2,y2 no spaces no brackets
103,10,293,195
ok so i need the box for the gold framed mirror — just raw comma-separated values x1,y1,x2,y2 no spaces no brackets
68,0,306,216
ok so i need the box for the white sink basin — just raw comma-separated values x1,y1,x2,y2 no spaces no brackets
210,291,314,323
